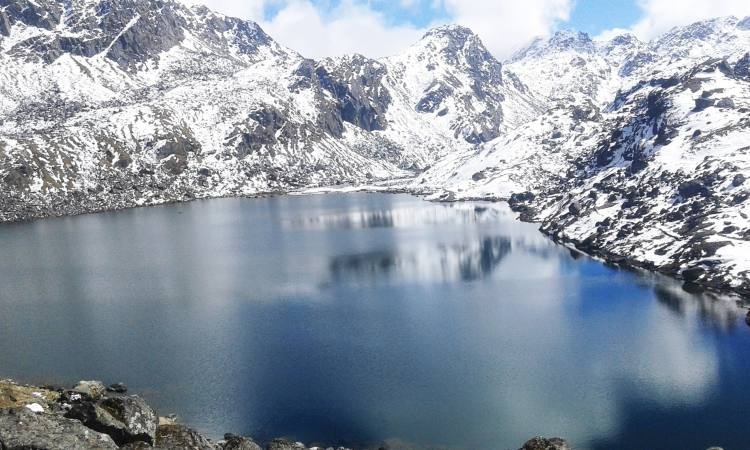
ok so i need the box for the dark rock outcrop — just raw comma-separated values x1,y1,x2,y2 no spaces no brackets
65,392,158,446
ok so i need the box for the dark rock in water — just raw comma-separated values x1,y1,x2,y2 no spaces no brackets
65,392,158,446
682,266,706,283
157,424,215,450
510,191,536,204
519,436,570,450
222,433,263,450
745,311,750,327
267,438,306,450
0,407,118,449
107,382,128,394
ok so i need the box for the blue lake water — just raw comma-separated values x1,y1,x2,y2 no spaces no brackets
0,193,748,449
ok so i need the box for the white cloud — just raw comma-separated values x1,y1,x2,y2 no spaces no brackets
260,1,426,59
179,0,575,60
627,0,750,39
437,0,574,58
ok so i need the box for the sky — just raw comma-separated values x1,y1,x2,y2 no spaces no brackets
179,0,750,59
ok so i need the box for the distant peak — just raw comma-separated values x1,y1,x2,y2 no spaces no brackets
511,29,595,62
421,24,477,42
549,29,594,47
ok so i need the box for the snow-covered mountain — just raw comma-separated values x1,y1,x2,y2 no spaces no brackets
0,0,748,297
417,16,750,297
0,0,536,222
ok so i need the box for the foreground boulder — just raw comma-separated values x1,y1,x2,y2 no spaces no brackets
746,310,750,327
519,436,570,450
65,392,158,446
221,433,263,450
156,423,216,449
267,438,307,450
0,407,118,449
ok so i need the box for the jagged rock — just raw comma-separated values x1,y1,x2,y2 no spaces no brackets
519,436,570,450
745,311,750,327
156,423,216,449
0,407,118,449
65,392,158,446
222,433,263,450
733,174,746,187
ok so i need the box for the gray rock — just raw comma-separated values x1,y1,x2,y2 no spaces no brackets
267,438,307,450
745,310,750,327
73,380,107,400
222,433,263,450
65,393,158,446
156,423,216,449
733,174,746,187
0,407,118,449
519,436,570,450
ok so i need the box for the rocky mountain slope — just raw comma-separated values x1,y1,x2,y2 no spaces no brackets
0,0,748,297
0,0,537,222
416,16,750,297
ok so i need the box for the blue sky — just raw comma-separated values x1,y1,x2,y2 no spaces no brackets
567,0,642,35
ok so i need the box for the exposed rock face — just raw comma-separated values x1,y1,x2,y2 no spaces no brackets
0,407,119,449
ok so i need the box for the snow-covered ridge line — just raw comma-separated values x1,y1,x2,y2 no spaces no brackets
0,0,749,297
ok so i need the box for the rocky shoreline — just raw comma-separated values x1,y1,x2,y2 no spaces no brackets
0,378,572,450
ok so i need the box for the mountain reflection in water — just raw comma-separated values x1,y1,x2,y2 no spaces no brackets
329,237,512,283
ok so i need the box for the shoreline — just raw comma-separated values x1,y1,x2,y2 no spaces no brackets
0,378,568,450
0,186,748,303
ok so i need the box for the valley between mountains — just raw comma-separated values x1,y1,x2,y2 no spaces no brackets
1,0,749,298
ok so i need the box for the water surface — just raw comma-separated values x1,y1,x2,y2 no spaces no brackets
0,193,748,449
